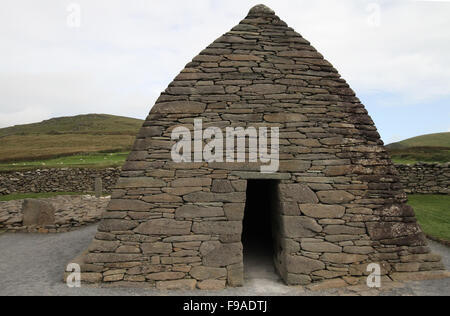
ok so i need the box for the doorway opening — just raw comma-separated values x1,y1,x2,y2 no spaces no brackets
242,179,281,282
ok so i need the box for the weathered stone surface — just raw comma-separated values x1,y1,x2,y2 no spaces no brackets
153,101,206,114
98,219,138,232
366,222,422,241
190,266,227,280
22,199,55,226
142,242,172,254
142,194,182,203
201,242,242,267
156,279,197,290
316,191,355,204
264,113,307,123
115,177,165,188
146,272,185,281
279,184,318,203
197,280,226,290
242,84,286,94
171,178,211,187
192,221,242,236
323,225,366,235
321,253,368,264
211,180,234,193
135,219,192,236
286,255,325,274
286,274,311,285
85,253,142,264
281,216,322,238
227,263,244,287
107,199,151,212
88,240,120,252
183,192,245,203
299,204,345,219
175,205,223,219
301,241,342,253
223,203,245,221
343,246,374,255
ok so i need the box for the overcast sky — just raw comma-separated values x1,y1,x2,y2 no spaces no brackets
1,0,449,144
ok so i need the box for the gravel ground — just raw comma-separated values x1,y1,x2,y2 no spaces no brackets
0,225,449,296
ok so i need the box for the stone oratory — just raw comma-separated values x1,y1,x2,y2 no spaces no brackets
66,5,447,290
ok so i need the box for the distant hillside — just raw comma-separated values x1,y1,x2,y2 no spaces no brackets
0,114,143,137
387,132,450,150
0,114,143,162
386,132,450,164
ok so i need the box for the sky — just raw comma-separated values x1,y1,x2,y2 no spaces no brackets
1,0,449,144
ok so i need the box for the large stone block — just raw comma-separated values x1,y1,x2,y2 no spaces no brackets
366,222,422,241
107,199,151,212
201,242,243,267
135,219,192,235
141,242,172,254
321,253,368,264
279,184,318,203
190,266,227,280
156,279,197,290
171,178,212,187
316,191,355,204
98,219,138,232
175,205,224,219
301,241,342,253
115,177,165,188
299,204,345,219
153,101,206,114
192,221,242,236
285,255,325,274
281,216,322,238
22,199,55,226
224,203,245,221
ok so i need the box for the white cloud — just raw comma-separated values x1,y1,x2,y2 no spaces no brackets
0,0,449,129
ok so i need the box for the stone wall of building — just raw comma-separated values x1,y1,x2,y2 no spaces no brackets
0,168,121,195
395,163,449,195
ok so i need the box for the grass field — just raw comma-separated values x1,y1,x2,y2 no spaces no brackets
0,114,142,163
0,152,129,172
390,147,450,164
408,194,450,242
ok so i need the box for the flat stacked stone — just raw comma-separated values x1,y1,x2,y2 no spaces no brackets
65,4,447,290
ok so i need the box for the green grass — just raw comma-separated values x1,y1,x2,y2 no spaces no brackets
390,147,450,164
0,152,129,172
408,194,450,242
0,192,84,202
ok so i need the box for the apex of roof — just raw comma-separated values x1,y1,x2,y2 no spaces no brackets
248,4,275,16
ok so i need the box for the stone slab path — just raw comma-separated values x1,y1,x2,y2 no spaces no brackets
0,225,449,296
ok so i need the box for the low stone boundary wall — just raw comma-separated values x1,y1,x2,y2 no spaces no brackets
395,163,449,194
0,164,448,196
0,195,110,233
0,168,121,195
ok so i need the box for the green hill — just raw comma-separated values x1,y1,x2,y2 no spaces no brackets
386,132,450,164
0,114,143,164
0,114,143,137
387,132,450,149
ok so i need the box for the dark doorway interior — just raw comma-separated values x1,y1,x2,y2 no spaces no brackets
242,180,280,281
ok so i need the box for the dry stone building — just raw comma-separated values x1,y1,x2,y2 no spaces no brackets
67,5,447,290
